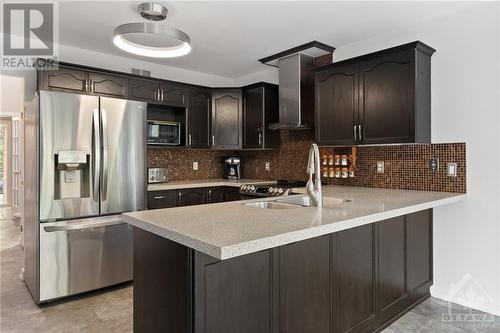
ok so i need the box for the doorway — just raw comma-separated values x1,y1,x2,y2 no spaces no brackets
0,118,12,207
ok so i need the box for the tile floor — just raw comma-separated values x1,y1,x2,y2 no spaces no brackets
0,207,498,332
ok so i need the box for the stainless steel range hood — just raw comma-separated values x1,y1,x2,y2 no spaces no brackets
259,41,335,130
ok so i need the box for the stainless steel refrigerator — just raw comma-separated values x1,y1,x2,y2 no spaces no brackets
24,90,146,303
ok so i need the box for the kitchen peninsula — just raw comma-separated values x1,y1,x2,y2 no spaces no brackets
123,186,465,333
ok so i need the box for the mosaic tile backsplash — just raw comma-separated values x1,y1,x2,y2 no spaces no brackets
148,131,466,193
148,149,230,180
320,143,466,193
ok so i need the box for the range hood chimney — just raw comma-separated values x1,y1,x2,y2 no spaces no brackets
259,41,335,130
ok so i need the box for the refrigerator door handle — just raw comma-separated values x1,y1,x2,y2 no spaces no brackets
92,108,101,202
43,220,124,232
101,108,109,202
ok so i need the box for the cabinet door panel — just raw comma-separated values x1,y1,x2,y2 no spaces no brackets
43,67,87,93
333,224,376,333
359,50,414,144
224,187,242,202
194,250,275,333
177,188,207,206
279,236,331,333
212,90,242,149
89,72,128,98
160,83,186,106
208,187,225,203
129,79,159,103
188,90,210,148
377,216,407,317
407,210,432,291
243,87,264,149
316,64,358,145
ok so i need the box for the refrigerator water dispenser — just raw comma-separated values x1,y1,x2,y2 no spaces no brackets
55,151,90,199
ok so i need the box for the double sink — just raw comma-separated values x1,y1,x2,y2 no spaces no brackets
244,195,352,210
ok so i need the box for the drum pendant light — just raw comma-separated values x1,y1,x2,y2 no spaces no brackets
113,3,191,58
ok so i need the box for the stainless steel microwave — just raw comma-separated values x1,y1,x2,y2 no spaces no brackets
147,120,181,145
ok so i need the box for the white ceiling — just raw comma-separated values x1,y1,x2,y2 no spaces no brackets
58,1,475,79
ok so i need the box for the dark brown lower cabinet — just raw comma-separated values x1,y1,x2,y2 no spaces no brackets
279,236,331,333
146,186,244,209
333,224,377,333
376,216,408,325
194,251,278,333
133,209,433,333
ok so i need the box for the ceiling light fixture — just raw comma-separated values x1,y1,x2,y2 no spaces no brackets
113,3,191,58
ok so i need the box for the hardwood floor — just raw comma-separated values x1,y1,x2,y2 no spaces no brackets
0,207,498,333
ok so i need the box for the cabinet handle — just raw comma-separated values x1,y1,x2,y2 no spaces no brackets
161,89,164,101
212,135,215,146
153,195,167,200
354,125,357,142
177,192,182,204
84,79,89,93
188,134,192,146
358,124,363,141
208,189,212,202
258,133,262,145
89,78,93,93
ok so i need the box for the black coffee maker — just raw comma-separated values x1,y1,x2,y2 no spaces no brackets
224,156,241,180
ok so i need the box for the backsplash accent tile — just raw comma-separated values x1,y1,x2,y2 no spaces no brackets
148,149,230,180
320,143,466,193
148,133,466,193
241,130,315,180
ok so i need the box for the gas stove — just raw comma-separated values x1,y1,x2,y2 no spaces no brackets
239,180,307,198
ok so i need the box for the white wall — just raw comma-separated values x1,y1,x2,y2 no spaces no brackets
0,75,24,116
331,3,500,315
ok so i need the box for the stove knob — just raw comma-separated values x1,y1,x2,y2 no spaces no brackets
250,186,256,192
277,188,284,195
240,185,246,191
268,187,275,194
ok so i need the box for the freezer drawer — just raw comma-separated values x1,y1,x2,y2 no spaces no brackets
38,215,133,302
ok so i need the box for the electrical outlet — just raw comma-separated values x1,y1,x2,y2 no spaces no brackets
447,163,457,177
429,158,439,172
376,161,384,174
193,161,198,171
265,162,271,171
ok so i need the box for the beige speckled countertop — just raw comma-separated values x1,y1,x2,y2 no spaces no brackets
123,186,466,260
147,178,275,191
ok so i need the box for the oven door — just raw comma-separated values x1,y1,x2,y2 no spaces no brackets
38,215,132,302
147,121,181,145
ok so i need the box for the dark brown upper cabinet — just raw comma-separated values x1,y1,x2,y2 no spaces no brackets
315,41,435,146
88,72,128,98
159,83,186,107
242,83,279,150
41,66,88,94
211,89,242,149
40,65,129,98
187,88,211,149
129,78,160,103
316,63,359,146
129,79,186,107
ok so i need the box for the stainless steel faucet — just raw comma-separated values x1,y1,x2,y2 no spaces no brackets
306,143,323,208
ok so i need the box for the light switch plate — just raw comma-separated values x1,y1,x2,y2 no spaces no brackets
429,158,439,172
447,163,457,177
265,162,271,171
193,161,198,171
376,161,384,174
